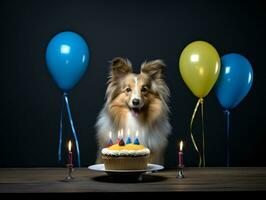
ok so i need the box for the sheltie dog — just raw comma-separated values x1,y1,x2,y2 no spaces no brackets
95,57,171,164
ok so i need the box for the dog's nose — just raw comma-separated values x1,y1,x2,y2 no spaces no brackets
132,99,140,106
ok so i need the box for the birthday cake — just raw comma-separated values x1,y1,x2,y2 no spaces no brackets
101,143,150,170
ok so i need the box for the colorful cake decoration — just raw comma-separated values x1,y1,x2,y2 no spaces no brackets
107,131,113,147
119,138,125,146
110,129,141,146
126,129,132,144
133,130,140,145
118,129,125,146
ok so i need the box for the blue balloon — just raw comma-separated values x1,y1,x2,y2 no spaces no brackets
46,31,90,91
215,53,253,109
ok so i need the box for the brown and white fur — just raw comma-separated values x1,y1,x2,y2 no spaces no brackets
95,57,171,164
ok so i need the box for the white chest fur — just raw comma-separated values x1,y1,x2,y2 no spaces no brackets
125,112,169,152
96,107,171,154
126,112,140,135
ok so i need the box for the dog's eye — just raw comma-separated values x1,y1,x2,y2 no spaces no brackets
126,87,131,93
141,87,148,93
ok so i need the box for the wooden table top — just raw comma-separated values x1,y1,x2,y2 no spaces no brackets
0,167,266,192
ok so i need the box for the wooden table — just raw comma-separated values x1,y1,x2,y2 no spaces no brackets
0,167,266,192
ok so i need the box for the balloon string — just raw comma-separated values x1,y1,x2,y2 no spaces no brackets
58,94,65,162
224,110,230,167
64,93,81,167
200,98,205,167
190,98,203,167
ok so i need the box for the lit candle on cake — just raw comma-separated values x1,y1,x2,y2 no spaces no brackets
121,129,124,139
68,140,73,165
117,130,121,144
134,130,140,145
119,129,125,146
126,129,132,144
178,141,184,167
107,131,113,147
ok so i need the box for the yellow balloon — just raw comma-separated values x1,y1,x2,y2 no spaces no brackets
179,41,221,98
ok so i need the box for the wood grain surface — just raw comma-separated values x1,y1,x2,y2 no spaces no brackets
0,167,266,192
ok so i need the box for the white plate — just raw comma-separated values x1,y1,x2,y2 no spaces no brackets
88,163,164,173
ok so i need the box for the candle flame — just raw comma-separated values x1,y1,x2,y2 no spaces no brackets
121,129,124,138
109,131,112,139
68,140,72,152
179,141,183,151
136,130,139,137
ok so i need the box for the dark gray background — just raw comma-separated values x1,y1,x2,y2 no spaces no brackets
0,0,265,167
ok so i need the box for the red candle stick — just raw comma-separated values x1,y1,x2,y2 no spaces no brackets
178,141,184,167
68,140,73,165
117,129,124,144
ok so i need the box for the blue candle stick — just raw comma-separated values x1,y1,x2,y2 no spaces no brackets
126,137,132,144
107,131,113,147
134,130,140,145
126,129,131,144
133,137,140,145
107,139,113,147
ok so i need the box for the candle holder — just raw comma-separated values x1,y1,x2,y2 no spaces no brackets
65,164,74,181
177,141,184,179
177,164,184,179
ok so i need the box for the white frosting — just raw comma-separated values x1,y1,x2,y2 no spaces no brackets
101,148,150,156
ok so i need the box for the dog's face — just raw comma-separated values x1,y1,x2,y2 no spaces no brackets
106,57,169,118
120,73,150,116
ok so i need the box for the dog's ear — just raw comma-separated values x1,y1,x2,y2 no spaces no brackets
110,57,132,81
141,59,165,80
